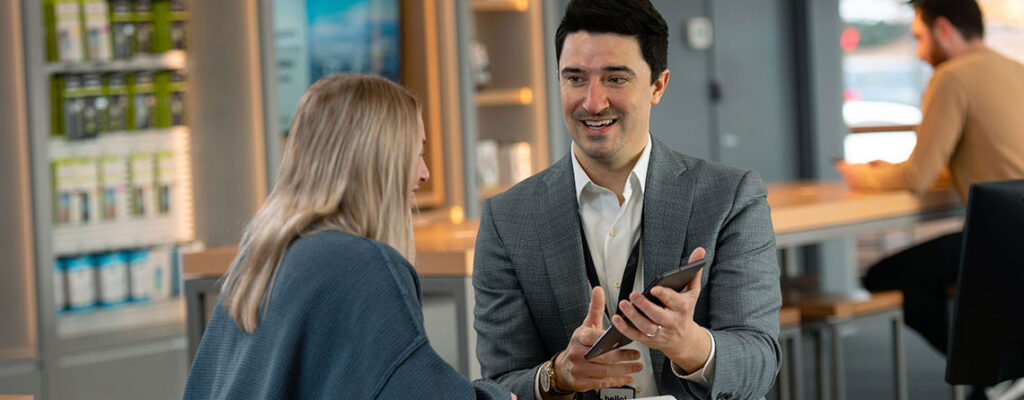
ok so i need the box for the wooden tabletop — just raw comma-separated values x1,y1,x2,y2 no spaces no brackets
182,221,484,278
183,181,961,278
0,395,34,400
766,181,959,234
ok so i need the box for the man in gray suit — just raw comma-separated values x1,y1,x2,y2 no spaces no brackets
473,1,781,399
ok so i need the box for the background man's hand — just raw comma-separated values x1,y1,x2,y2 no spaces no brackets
550,287,644,395
610,247,712,373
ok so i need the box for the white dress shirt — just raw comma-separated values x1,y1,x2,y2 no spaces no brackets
535,134,716,398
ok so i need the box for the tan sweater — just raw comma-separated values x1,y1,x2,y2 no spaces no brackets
857,47,1024,202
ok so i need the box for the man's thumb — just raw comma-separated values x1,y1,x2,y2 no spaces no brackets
583,286,605,328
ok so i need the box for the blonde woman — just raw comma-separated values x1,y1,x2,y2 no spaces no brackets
184,75,514,399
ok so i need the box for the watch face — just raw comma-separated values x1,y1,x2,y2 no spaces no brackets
540,362,552,391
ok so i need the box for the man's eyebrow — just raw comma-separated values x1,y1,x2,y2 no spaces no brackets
560,65,637,77
603,65,636,76
560,67,585,76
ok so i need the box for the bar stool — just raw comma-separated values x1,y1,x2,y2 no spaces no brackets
787,290,908,400
776,306,803,400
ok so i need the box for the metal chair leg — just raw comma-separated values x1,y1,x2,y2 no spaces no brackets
831,322,846,400
779,335,792,400
815,327,829,400
790,332,803,400
892,312,908,400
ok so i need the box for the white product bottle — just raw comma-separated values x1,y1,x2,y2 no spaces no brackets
95,252,129,308
65,256,97,312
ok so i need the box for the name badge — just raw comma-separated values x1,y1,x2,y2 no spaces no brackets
599,387,636,400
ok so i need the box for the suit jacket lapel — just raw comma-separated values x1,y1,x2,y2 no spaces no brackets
538,155,592,339
641,139,694,383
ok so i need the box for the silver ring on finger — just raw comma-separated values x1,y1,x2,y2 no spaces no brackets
645,325,661,338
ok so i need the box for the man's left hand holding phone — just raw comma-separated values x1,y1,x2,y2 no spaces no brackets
540,247,708,399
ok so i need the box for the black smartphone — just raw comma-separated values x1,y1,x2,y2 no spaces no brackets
583,258,707,360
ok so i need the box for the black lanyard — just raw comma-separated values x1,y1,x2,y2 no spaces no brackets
578,216,642,319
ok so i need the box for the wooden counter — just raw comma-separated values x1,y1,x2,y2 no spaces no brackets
182,221,482,278
183,182,962,278
767,181,959,235
0,395,34,400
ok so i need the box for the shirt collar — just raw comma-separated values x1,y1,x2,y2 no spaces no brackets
571,133,653,202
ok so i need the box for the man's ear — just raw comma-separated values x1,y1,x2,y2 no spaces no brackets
651,69,670,106
933,16,961,46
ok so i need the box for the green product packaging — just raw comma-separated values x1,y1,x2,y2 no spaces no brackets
105,73,129,132
154,71,170,128
81,0,112,61
50,0,85,62
109,0,134,59
62,75,88,139
168,71,186,126
169,0,188,50
130,72,157,130
52,159,72,224
81,73,107,136
134,0,155,55
155,151,176,215
54,157,99,225
51,75,66,136
99,155,131,221
129,153,156,218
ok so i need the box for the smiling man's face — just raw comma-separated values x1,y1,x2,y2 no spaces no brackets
559,31,668,166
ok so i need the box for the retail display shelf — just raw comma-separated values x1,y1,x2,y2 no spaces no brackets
471,0,529,12
475,87,533,106
48,126,189,160
52,216,192,256
44,50,187,75
57,298,185,342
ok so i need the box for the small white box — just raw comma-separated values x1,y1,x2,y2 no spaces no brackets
499,142,532,185
476,140,500,187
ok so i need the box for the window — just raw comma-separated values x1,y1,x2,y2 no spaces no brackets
839,0,1024,163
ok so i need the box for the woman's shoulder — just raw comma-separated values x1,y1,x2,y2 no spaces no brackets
285,231,389,269
280,230,418,294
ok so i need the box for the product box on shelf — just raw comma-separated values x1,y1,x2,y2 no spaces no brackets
155,151,176,215
110,0,135,60
65,255,97,313
168,70,187,126
129,153,156,218
133,0,155,55
149,245,174,301
99,155,130,221
168,0,189,50
81,0,112,61
499,142,532,185
53,157,100,225
57,74,94,139
126,250,153,303
54,259,68,314
49,0,85,62
105,73,130,132
130,72,157,130
81,73,108,135
95,252,129,309
476,139,500,188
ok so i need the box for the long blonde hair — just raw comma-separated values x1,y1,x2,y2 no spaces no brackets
222,74,421,333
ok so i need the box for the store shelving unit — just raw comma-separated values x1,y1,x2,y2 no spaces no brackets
451,0,550,215
20,1,194,398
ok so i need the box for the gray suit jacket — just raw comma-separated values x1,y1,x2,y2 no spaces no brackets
473,139,781,400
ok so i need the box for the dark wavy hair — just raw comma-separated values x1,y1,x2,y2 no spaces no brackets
555,0,669,84
909,0,985,40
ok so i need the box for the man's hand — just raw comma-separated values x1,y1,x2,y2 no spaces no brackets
549,287,644,396
610,247,711,373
